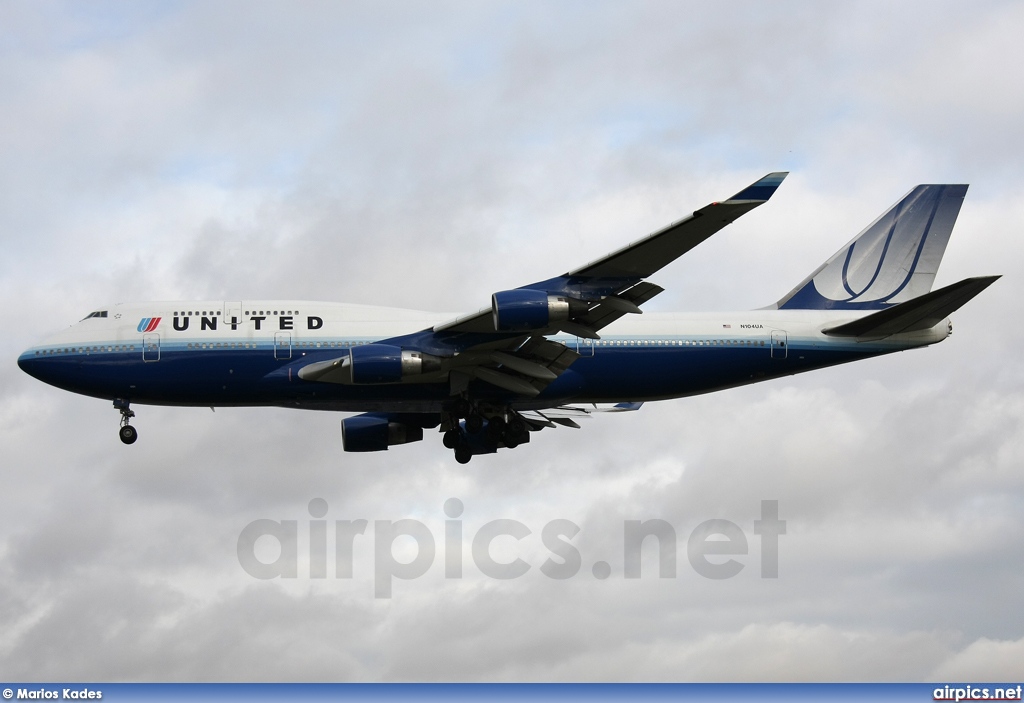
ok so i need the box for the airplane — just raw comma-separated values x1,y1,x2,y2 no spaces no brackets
17,173,999,463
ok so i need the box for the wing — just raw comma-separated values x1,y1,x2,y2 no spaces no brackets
432,172,788,338
299,172,787,398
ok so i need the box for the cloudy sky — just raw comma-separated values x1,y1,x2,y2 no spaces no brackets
2,0,1024,682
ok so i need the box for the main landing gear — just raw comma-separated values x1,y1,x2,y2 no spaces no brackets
442,399,532,464
114,399,137,445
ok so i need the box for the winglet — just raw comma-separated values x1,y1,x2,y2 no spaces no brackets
726,172,789,202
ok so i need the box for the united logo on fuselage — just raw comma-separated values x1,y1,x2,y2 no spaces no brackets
169,314,324,332
137,317,161,333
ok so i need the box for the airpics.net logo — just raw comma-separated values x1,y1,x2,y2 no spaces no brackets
236,498,787,598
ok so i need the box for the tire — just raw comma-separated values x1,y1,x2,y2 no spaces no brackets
465,414,484,434
119,425,138,445
485,417,506,442
442,429,460,449
454,447,473,464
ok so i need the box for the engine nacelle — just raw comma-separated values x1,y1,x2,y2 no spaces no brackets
341,414,425,452
491,289,572,331
349,344,441,384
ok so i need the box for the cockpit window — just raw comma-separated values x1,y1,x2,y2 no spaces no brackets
80,311,108,320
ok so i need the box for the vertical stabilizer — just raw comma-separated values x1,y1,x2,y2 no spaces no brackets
776,184,968,310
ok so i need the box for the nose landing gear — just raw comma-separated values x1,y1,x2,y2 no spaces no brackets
114,399,137,444
119,425,138,444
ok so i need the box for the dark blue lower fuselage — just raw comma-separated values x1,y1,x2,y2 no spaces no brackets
18,340,883,413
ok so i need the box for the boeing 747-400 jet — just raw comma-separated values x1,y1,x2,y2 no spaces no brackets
18,173,999,463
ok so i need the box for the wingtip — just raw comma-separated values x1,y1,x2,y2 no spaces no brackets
727,171,789,202
964,274,1001,287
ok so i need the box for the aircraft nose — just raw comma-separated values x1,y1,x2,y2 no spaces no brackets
17,349,40,378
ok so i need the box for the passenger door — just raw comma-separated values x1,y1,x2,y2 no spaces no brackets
143,333,160,362
770,331,788,360
274,332,292,360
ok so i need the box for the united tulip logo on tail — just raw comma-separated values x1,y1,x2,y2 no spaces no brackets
137,317,161,333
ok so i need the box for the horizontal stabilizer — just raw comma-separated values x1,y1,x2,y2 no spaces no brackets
822,276,999,338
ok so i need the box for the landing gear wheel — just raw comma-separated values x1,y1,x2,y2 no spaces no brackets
503,428,521,449
465,414,484,434
442,429,460,449
119,425,138,444
454,446,473,464
508,416,527,435
114,399,137,445
502,414,528,448
485,416,506,442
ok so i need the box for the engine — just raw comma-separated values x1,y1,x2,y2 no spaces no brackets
491,289,573,331
341,414,425,452
349,344,441,384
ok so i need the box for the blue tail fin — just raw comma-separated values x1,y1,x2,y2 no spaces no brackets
776,184,968,310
